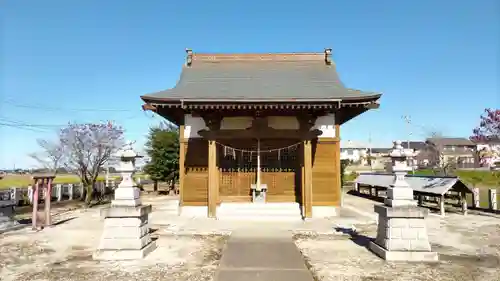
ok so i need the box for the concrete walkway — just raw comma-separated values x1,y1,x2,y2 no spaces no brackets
215,229,315,281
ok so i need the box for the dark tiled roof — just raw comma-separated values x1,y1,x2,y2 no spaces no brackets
426,138,476,147
401,141,427,150
141,50,381,102
370,148,391,154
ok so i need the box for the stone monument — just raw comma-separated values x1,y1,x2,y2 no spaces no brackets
93,142,157,260
368,140,438,262
0,174,23,234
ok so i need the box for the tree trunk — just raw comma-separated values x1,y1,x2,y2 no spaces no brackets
153,181,158,192
80,187,86,201
84,184,93,207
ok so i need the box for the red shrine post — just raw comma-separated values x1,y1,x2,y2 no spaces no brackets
31,175,56,230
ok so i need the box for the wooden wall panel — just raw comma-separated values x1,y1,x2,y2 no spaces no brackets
312,139,340,206
183,139,209,206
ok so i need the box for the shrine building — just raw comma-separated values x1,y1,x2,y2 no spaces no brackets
141,49,381,219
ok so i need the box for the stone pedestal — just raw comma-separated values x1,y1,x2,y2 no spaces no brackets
93,205,157,260
0,201,23,234
369,205,438,261
93,142,157,260
369,141,438,262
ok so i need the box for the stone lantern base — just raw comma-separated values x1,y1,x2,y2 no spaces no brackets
92,204,157,260
368,204,438,262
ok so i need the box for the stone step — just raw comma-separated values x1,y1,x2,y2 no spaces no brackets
217,209,301,216
217,203,302,221
217,215,303,222
218,203,300,210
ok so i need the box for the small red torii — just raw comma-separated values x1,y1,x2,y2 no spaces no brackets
31,174,56,230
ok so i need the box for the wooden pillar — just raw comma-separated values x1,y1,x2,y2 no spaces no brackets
439,195,445,216
472,187,480,208
32,179,40,230
179,125,185,205
334,124,341,202
45,178,53,226
460,191,468,215
303,140,313,218
208,139,218,218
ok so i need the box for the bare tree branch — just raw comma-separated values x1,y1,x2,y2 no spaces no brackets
29,138,66,174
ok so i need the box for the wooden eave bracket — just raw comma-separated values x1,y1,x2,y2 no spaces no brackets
142,103,157,112
366,102,380,109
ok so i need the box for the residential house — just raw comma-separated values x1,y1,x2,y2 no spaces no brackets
401,141,427,168
420,138,477,168
340,140,368,165
368,148,391,170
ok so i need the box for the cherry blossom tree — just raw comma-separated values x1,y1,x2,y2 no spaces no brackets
59,122,124,206
470,108,500,143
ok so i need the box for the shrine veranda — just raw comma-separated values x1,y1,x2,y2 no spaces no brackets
141,49,381,219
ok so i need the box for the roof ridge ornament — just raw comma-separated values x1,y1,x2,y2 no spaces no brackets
324,48,332,65
186,49,193,66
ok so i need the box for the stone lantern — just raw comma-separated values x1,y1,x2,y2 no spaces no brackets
93,142,157,260
368,140,438,262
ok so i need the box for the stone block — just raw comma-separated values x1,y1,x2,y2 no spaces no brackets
111,199,142,207
410,239,432,251
369,241,438,262
387,218,409,228
93,240,157,260
101,205,152,219
114,187,140,200
103,216,148,228
384,238,411,251
383,227,402,239
102,224,149,239
384,198,418,207
416,227,430,240
387,187,414,200
99,234,151,250
408,218,426,228
400,228,418,240
375,205,428,218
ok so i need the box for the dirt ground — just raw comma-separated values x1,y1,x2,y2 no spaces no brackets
2,194,500,281
295,196,500,281
0,208,228,281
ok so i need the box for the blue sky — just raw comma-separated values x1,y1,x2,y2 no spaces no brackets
1,0,498,169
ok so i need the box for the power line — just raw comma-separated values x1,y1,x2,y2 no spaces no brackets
0,118,64,128
1,98,137,112
0,122,51,132
0,112,150,128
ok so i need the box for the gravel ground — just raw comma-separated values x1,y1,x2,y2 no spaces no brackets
0,209,228,281
294,213,500,281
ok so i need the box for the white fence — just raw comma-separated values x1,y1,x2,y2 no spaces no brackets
0,180,117,206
